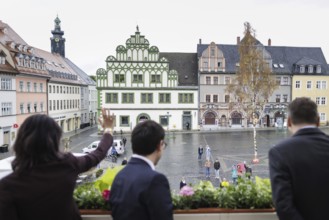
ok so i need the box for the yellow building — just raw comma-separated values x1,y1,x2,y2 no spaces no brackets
292,75,329,125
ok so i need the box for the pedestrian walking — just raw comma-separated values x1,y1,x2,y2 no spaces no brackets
205,159,211,178
198,145,203,159
205,145,211,161
122,136,127,147
214,158,221,180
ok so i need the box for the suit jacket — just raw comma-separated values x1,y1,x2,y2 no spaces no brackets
0,133,113,220
269,127,329,220
110,157,173,220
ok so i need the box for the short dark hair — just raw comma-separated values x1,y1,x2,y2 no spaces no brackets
131,120,165,156
288,97,319,125
12,114,62,173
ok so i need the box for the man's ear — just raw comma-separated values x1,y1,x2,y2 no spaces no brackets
316,116,320,127
156,141,162,151
287,116,292,128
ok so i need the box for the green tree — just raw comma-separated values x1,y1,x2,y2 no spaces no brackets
227,22,277,162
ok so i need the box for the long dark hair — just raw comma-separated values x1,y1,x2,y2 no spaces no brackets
12,114,62,173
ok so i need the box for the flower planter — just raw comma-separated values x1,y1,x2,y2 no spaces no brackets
80,208,278,220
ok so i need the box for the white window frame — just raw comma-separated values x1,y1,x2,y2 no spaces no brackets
1,78,11,90
282,77,288,85
27,82,31,92
1,102,12,116
225,76,231,85
19,81,24,92
322,81,327,89
306,81,312,89
295,81,301,89
205,76,211,85
20,103,24,114
205,94,211,103
321,97,326,105
213,76,218,85
320,113,326,121
0,56,5,64
316,97,320,105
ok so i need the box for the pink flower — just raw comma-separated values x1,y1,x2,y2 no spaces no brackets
102,189,110,201
179,186,194,196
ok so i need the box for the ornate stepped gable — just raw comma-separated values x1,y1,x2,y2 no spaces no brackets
97,26,178,88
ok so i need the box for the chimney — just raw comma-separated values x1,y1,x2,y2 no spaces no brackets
237,36,240,45
268,38,271,46
199,38,202,44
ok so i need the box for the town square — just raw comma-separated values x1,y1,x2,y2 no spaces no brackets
1,1,329,220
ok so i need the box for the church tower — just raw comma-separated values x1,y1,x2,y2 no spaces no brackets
50,16,65,57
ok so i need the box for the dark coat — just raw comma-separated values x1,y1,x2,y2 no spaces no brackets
269,128,329,220
214,161,220,170
179,180,187,189
0,133,113,220
110,157,173,220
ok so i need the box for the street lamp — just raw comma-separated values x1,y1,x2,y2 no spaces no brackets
74,113,77,133
166,112,171,133
90,110,93,127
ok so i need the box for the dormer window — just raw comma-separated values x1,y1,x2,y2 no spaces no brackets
0,56,5,64
17,44,23,51
299,65,305,73
316,65,321,73
203,61,208,68
307,65,313,73
10,42,15,49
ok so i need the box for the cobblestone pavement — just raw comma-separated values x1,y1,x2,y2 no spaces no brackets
97,129,293,191
3,126,329,192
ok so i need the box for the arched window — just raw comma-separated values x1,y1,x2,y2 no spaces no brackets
204,111,216,125
231,112,242,125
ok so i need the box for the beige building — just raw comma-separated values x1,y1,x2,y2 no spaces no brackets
292,75,329,125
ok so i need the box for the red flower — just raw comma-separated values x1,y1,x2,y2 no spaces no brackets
102,189,110,201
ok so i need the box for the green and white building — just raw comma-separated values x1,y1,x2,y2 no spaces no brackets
96,27,198,132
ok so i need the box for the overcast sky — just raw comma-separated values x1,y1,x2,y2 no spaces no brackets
2,0,329,75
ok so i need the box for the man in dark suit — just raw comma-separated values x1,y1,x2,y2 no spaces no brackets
110,120,173,220
269,97,329,220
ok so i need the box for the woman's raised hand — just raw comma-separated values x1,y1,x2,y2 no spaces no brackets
98,108,115,129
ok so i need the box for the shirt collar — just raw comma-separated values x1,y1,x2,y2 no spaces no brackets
132,154,155,170
300,125,317,129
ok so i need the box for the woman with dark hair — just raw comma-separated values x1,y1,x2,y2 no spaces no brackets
0,108,114,220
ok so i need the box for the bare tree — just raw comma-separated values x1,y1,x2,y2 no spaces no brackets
227,22,277,163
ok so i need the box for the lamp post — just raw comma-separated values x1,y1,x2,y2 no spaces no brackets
166,112,171,133
90,110,93,127
74,113,77,133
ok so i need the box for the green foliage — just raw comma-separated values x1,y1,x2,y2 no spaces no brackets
74,177,273,211
73,183,107,210
173,177,274,210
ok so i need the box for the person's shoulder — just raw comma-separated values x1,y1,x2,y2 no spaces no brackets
152,172,170,184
